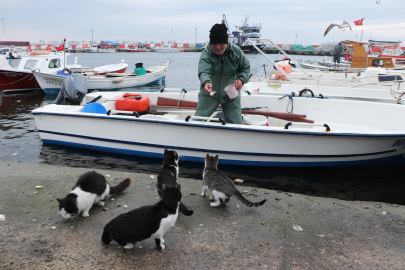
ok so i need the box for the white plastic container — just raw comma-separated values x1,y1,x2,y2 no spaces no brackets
224,84,238,99
243,115,269,126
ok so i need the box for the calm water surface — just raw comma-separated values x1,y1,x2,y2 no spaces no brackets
1,52,405,205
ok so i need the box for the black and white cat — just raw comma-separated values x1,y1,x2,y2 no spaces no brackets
202,154,266,207
102,184,181,250
57,171,131,218
156,148,193,216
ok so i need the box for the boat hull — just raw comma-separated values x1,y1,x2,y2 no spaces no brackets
33,65,165,94
31,92,405,167
32,113,405,167
0,69,41,92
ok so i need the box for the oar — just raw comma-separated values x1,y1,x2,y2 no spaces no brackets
216,106,268,111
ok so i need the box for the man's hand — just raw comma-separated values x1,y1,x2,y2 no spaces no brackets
204,82,213,94
235,79,243,90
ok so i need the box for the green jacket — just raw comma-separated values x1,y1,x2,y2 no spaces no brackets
198,42,250,101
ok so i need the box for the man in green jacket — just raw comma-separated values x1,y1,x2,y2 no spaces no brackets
195,23,250,124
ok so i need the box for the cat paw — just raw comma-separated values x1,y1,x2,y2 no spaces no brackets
201,193,206,197
124,243,134,249
82,212,89,217
99,201,105,207
160,244,165,250
210,202,221,207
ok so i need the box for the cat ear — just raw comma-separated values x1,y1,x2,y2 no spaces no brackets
215,155,219,162
177,184,181,190
67,193,77,200
164,148,168,153
57,198,62,203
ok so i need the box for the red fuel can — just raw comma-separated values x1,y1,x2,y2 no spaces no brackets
116,94,150,112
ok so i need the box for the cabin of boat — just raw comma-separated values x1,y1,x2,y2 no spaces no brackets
342,41,395,69
0,51,69,92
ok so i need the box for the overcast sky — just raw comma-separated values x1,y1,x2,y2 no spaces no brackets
0,0,404,45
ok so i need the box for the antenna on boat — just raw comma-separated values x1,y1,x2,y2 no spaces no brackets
63,38,66,71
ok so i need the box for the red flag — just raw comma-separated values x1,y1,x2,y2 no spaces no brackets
56,44,64,52
46,44,54,51
354,18,364,26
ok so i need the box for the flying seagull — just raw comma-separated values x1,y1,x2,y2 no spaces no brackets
324,21,352,36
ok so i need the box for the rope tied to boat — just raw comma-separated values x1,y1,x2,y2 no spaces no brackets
278,92,294,113
390,89,405,104
0,72,33,85
177,89,187,109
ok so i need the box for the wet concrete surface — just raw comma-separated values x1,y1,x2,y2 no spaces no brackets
0,162,404,269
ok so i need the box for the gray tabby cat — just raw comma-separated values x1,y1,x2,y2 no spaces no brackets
202,154,267,207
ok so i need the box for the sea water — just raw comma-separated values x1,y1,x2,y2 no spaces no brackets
1,52,405,205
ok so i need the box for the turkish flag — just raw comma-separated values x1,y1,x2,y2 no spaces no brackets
354,18,364,26
56,44,64,52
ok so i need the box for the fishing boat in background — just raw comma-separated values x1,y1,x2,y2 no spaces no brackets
153,41,181,53
298,41,405,71
225,14,271,54
31,90,405,167
369,40,405,66
0,51,69,93
33,59,169,95
88,44,116,53
246,39,404,92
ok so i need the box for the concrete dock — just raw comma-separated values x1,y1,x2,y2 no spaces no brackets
0,161,404,269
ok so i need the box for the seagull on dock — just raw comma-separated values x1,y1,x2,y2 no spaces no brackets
324,21,352,36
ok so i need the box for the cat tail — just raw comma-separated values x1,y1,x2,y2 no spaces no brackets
234,191,267,207
179,202,194,216
109,178,132,194
101,223,113,244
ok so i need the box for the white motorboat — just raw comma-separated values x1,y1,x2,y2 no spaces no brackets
251,65,404,92
33,60,169,95
0,51,69,93
31,90,405,167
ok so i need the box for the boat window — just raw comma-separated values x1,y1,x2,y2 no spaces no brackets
24,60,38,70
378,75,402,82
372,59,385,66
49,59,60,68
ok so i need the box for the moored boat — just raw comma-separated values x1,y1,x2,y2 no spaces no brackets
31,90,405,167
153,41,181,53
33,60,169,94
247,39,405,92
0,51,69,93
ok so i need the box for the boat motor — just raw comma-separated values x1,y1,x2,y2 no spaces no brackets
54,73,88,105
